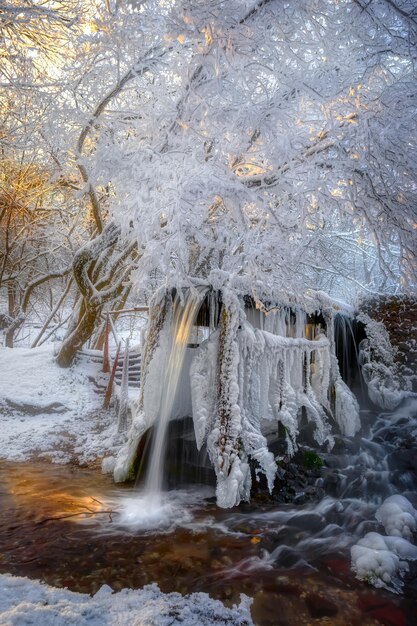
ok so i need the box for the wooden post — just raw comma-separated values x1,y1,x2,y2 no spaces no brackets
103,341,121,409
117,339,130,433
102,314,110,373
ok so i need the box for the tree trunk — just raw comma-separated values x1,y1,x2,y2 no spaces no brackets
5,283,17,347
56,306,99,367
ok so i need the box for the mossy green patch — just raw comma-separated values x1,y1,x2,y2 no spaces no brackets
303,450,324,469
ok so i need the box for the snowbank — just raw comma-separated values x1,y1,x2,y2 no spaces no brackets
0,574,253,626
0,345,118,464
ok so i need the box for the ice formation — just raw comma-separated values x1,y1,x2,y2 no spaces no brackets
189,290,360,507
111,287,361,508
375,495,417,541
358,313,407,410
351,495,417,592
351,531,417,592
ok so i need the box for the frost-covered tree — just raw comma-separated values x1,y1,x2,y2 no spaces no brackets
79,0,416,505
0,1,146,351
2,0,415,354
82,0,416,306
0,1,90,346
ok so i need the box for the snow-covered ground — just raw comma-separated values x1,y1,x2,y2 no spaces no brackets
0,345,255,625
0,344,118,464
0,575,252,626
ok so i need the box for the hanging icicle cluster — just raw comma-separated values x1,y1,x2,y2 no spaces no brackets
190,291,360,508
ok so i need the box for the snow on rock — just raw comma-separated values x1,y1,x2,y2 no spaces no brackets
112,406,148,482
358,313,408,410
375,495,417,541
0,345,118,464
351,495,417,592
0,574,253,626
351,531,417,593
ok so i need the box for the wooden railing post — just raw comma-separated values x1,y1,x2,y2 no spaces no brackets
117,339,130,433
103,341,121,409
102,313,110,373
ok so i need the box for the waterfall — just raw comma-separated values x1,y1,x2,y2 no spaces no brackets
144,286,207,505
334,313,364,392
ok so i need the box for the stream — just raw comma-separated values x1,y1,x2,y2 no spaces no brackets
1,402,417,625
0,404,417,626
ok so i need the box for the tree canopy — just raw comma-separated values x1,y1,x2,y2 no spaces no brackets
1,0,416,349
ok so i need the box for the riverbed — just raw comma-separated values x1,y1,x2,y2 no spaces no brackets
0,456,416,626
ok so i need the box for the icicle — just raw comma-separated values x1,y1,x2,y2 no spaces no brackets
190,331,219,449
209,290,216,333
276,309,285,336
238,326,276,493
264,311,272,334
295,308,306,339
269,359,299,455
258,351,269,422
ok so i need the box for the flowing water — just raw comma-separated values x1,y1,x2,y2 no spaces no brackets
122,287,208,524
145,288,207,499
1,400,417,624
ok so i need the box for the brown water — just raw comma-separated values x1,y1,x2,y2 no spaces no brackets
0,459,416,626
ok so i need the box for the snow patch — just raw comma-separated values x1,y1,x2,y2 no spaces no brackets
0,345,118,464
